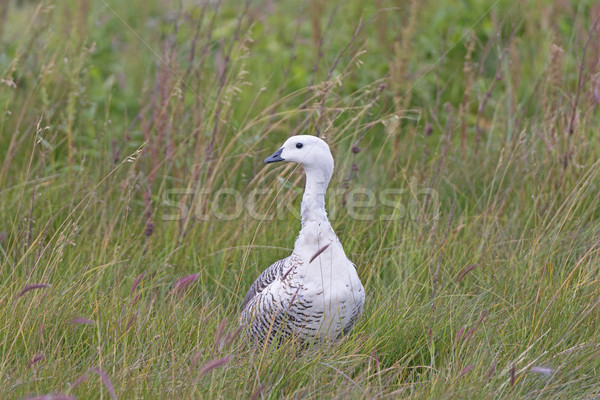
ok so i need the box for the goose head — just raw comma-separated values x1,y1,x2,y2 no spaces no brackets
264,135,334,182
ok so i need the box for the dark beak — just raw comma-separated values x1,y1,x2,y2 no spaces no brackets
264,148,285,164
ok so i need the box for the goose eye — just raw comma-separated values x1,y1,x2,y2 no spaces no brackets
296,143,303,149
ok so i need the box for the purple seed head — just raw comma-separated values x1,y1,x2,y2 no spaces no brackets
18,284,51,298
130,272,146,298
197,356,230,377
70,318,95,326
28,354,45,368
91,367,116,399
171,273,199,295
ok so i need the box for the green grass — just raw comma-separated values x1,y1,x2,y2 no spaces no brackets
1,0,600,398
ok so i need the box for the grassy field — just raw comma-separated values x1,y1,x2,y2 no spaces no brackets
1,0,600,398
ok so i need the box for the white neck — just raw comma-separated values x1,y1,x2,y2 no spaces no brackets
293,164,346,278
300,166,331,226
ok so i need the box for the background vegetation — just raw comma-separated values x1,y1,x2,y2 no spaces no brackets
1,0,600,398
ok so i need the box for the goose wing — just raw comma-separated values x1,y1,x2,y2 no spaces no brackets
241,257,288,311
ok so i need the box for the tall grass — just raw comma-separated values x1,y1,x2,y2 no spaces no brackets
1,0,600,398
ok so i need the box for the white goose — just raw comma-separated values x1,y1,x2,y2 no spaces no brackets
240,135,365,344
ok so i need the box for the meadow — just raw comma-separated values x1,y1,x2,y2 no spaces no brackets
1,0,600,398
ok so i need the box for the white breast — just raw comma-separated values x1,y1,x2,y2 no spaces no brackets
241,221,364,343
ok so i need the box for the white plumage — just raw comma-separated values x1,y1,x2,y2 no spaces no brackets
240,135,365,344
